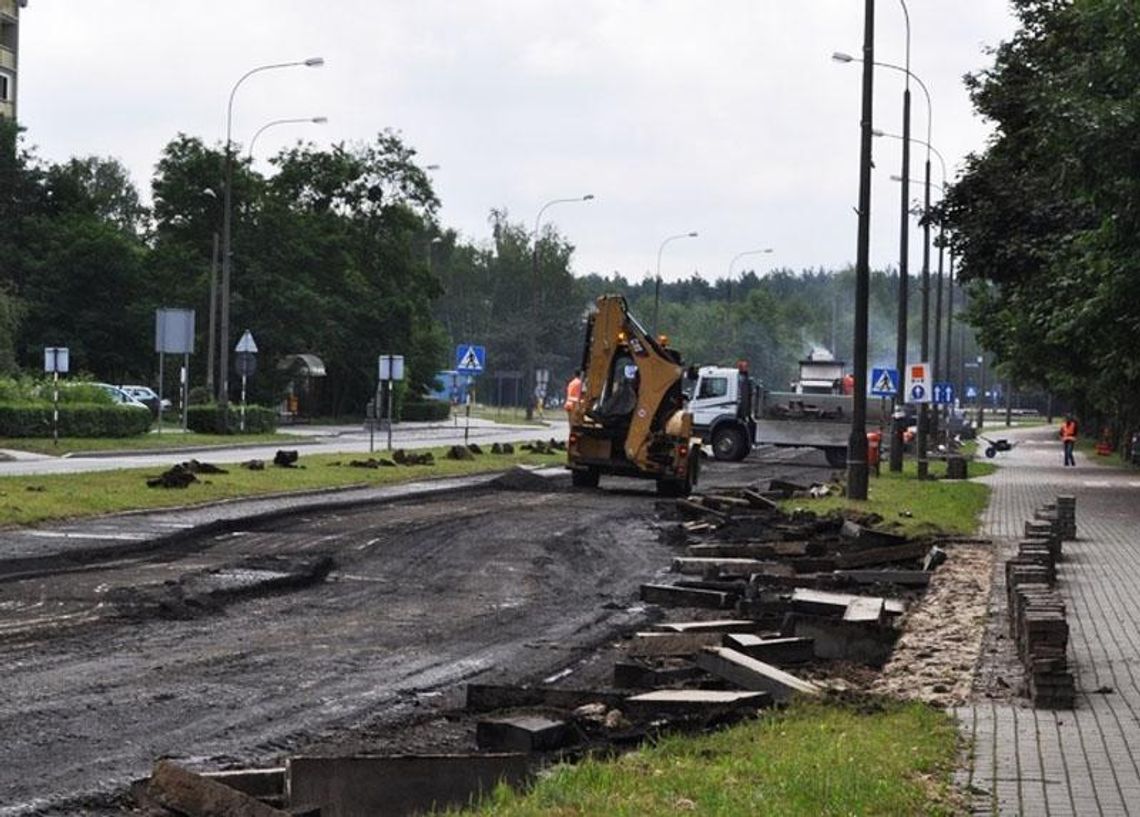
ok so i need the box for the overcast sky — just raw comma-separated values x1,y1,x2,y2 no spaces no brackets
19,1,1017,284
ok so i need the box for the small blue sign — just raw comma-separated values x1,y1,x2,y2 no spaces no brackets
932,382,955,405
870,367,899,397
455,344,486,374
910,383,926,401
965,385,978,399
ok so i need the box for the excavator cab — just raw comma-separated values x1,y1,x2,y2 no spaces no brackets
567,295,701,495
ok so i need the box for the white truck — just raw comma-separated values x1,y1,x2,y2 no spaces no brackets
684,350,887,466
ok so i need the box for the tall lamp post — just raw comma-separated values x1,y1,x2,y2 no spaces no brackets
653,231,698,336
525,194,594,421
726,248,773,352
247,116,328,161
845,0,876,501
219,57,324,407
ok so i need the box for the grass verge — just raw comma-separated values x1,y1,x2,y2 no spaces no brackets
0,432,301,456
796,455,997,537
446,698,961,817
0,446,564,527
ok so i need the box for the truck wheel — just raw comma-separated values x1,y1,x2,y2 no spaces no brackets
571,467,600,488
712,426,748,462
824,447,847,468
657,452,699,497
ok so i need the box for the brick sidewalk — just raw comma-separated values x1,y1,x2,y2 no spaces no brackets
955,425,1140,816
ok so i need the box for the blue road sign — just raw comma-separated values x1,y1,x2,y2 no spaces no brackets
965,385,978,399
932,382,955,405
910,383,926,402
455,344,486,374
870,367,899,397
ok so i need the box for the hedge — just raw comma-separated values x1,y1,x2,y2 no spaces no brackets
0,403,152,438
185,404,278,435
400,400,452,422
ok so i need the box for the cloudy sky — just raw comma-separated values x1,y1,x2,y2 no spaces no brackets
18,1,1017,283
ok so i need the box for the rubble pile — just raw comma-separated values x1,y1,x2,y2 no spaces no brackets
1005,494,1078,709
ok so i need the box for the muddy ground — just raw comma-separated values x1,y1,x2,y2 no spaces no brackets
0,448,834,816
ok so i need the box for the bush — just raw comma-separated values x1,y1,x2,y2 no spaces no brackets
185,404,278,434
399,399,451,422
0,403,152,437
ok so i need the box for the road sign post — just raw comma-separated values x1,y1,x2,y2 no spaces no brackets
44,347,69,446
378,354,405,452
155,309,196,434
456,345,485,444
234,330,258,433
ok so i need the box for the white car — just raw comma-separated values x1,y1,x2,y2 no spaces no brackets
119,385,172,414
93,383,150,410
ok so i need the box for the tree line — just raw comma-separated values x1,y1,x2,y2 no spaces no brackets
1,117,985,417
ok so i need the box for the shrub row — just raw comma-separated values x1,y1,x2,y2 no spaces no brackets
185,404,278,435
0,404,152,438
399,400,452,422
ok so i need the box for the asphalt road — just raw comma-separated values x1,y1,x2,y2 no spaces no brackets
0,446,834,816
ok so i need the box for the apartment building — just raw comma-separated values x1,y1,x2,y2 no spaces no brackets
0,0,27,120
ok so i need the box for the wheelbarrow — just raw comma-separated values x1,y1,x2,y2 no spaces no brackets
980,436,1013,458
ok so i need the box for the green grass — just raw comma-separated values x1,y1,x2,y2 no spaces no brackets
795,454,997,537
0,446,564,527
446,698,961,817
0,432,298,456
459,404,551,427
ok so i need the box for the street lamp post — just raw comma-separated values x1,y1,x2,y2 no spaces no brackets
834,0,912,473
726,248,773,352
247,116,328,161
525,194,594,421
846,0,876,502
219,57,324,408
653,231,698,336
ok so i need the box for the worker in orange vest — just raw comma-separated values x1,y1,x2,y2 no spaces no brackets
1060,415,1078,467
564,370,583,415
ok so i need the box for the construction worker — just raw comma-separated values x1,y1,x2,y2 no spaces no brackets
1060,414,1079,467
564,370,583,415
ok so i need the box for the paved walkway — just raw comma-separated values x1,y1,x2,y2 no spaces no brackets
956,425,1140,816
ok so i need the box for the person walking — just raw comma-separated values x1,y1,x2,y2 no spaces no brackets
1060,414,1079,467
564,370,583,416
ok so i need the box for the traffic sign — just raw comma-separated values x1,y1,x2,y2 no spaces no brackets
904,362,931,404
378,354,405,381
932,382,955,405
456,344,486,374
234,329,258,354
965,385,978,399
870,367,899,397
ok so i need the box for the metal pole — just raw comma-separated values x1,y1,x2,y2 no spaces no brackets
931,225,945,439
240,374,247,432
654,231,698,336
52,370,59,446
386,379,394,451
219,143,233,410
916,158,932,479
157,352,165,435
945,252,955,392
890,86,911,473
846,0,875,501
206,232,219,398
978,355,987,430
182,354,189,431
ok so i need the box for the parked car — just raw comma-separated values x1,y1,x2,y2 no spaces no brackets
93,383,150,411
119,385,171,416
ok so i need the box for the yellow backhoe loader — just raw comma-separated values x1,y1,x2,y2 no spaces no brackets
567,295,701,495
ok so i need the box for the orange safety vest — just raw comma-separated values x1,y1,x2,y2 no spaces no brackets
564,377,582,411
1060,421,1078,442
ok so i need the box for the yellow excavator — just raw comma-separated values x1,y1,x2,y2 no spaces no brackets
567,294,701,495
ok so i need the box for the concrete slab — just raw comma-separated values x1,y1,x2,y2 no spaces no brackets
671,557,770,576
624,689,771,718
654,619,762,634
723,634,814,665
640,583,735,609
627,631,724,657
287,754,533,817
148,760,290,817
694,647,821,701
785,613,898,666
475,716,570,752
843,596,886,623
464,684,625,713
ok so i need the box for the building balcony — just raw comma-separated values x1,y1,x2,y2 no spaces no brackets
0,100,13,120
0,46,13,72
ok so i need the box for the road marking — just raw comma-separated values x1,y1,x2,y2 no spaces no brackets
25,531,148,540
1082,481,1111,487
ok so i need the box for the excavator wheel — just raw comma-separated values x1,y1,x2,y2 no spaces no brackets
656,450,699,497
571,467,601,488
711,425,749,462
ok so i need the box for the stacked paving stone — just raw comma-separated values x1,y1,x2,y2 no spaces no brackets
1004,495,1078,709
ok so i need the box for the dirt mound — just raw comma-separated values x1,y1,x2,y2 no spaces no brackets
489,466,562,492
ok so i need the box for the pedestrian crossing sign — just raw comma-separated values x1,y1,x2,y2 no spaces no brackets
870,367,899,397
455,344,486,374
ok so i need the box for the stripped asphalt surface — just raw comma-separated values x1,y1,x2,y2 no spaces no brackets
0,447,832,815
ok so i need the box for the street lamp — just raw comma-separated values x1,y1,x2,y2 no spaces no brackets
872,125,946,477
653,231,698,336
219,56,324,408
524,194,595,420
247,116,328,161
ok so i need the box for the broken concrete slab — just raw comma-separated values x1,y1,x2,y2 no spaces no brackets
790,587,904,618
834,541,929,569
624,689,771,718
785,613,898,666
288,754,534,817
148,760,291,817
842,596,886,624
613,661,704,689
476,716,571,753
465,684,625,713
201,768,286,803
695,647,822,702
686,542,778,559
839,520,909,548
627,631,725,657
671,556,772,576
722,634,814,665
830,569,931,587
654,619,763,634
640,583,735,609
922,546,948,572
